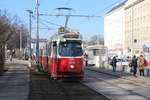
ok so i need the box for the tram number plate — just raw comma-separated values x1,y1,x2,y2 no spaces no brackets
69,59,75,64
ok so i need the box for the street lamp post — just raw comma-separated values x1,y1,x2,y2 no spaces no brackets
26,10,33,67
20,31,22,59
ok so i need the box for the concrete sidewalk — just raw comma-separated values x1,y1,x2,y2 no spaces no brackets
86,66,150,85
0,59,30,100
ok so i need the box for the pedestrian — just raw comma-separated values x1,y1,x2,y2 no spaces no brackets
131,55,138,77
111,56,117,72
138,55,145,76
12,49,15,58
9,50,13,61
10,49,15,61
84,53,88,66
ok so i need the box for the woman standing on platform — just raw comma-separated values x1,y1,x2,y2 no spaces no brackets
138,55,145,76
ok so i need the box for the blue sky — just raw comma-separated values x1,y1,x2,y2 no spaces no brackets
0,0,124,40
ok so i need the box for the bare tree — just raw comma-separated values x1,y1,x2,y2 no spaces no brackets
0,10,28,49
88,34,104,45
0,10,28,72
6,24,28,49
0,10,11,42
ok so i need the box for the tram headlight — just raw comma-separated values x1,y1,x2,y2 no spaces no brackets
70,65,75,69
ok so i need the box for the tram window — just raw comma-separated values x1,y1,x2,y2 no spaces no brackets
47,42,52,56
93,49,100,56
59,42,83,57
48,46,51,56
53,47,57,57
53,42,57,57
93,50,96,56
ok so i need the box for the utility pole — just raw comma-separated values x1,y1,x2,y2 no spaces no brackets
26,10,33,67
20,31,22,59
36,0,40,71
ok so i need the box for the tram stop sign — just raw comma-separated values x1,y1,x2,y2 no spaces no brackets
142,45,149,52
142,45,147,49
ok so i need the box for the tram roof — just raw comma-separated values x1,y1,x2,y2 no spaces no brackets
48,32,82,42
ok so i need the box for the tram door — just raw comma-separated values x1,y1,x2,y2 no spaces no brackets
50,42,58,77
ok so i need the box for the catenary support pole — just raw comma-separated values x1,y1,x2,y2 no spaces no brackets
36,0,40,71
26,10,33,67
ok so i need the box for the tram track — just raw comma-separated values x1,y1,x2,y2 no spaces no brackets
55,80,110,100
83,69,150,100
55,81,77,100
29,69,110,100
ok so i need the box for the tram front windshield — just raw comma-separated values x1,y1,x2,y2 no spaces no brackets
59,42,83,57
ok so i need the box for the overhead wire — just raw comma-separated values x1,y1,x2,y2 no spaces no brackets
31,15,58,38
31,14,61,28
72,0,123,27
40,18,63,27
31,0,123,38
37,0,70,38
56,0,123,28
38,22,57,38
64,0,71,7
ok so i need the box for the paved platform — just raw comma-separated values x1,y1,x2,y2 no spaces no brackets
0,59,30,100
84,66,150,100
86,66,150,86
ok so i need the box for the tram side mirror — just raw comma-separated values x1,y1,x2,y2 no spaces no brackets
63,43,67,47
53,42,57,46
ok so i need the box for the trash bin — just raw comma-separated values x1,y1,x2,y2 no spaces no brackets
122,65,128,72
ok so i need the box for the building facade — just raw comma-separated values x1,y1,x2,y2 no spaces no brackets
124,0,150,56
104,1,126,57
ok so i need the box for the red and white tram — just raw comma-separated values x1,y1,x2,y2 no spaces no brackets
40,28,84,79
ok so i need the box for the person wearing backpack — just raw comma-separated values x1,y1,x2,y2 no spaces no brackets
144,58,148,67
111,56,117,72
131,55,138,77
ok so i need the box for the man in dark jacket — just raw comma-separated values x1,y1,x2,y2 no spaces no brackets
111,56,117,72
131,55,138,77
